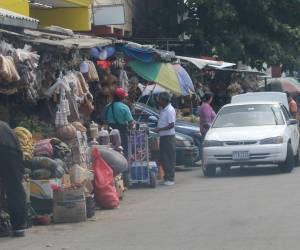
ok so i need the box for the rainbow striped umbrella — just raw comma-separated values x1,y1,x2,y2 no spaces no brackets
128,60,195,95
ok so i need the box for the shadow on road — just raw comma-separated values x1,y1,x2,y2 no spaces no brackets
217,167,281,178
200,166,290,178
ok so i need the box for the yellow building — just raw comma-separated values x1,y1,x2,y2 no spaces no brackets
0,0,29,16
29,0,93,31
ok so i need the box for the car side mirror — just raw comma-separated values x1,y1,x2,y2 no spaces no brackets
287,119,298,125
148,116,158,123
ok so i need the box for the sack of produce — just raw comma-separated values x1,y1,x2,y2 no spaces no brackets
34,139,53,157
69,164,90,186
14,127,34,160
92,149,119,209
31,169,52,180
72,122,87,133
89,145,128,176
53,165,65,179
31,157,58,171
56,124,77,142
51,138,71,159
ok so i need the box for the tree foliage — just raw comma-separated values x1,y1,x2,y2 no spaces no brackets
182,0,300,70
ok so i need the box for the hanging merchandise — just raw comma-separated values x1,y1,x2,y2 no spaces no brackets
92,148,119,209
79,94,94,115
97,60,111,70
85,61,99,82
0,55,20,83
80,61,89,74
90,47,101,60
105,46,116,58
76,72,89,93
99,49,108,60
119,69,129,91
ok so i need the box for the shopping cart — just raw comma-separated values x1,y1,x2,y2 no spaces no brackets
128,126,157,188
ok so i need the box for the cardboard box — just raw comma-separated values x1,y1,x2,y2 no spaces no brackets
30,179,62,200
53,188,87,223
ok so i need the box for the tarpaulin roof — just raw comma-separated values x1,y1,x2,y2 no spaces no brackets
123,42,176,63
22,29,113,49
177,56,235,70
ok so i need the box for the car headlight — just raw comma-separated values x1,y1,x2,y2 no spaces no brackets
260,136,284,145
176,139,192,147
203,140,224,147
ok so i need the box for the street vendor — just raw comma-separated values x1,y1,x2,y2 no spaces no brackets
198,92,216,136
0,121,26,237
153,92,176,186
104,87,135,158
286,92,298,119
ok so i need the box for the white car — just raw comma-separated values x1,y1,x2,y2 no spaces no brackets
202,92,299,177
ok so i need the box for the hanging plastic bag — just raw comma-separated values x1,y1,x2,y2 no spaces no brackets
92,148,119,209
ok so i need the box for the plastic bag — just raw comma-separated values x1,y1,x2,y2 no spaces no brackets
92,148,119,209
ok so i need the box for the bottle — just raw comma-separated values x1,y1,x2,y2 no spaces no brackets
98,127,110,145
109,129,121,148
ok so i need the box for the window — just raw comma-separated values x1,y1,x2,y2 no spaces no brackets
280,105,291,122
213,104,285,128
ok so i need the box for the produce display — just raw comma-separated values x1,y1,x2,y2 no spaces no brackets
14,127,34,160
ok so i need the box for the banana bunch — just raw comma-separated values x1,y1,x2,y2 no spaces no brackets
14,127,34,160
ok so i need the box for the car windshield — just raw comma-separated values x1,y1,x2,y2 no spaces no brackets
133,103,159,115
212,104,285,128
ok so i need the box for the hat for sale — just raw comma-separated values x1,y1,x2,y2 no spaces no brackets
114,88,128,99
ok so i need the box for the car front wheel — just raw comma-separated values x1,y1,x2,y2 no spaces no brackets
279,143,295,173
202,164,216,177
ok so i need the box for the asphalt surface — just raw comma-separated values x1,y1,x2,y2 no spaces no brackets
2,165,300,250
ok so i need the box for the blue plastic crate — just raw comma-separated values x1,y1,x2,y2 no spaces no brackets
130,162,148,181
130,161,158,182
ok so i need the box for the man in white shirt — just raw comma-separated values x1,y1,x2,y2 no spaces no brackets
153,92,176,186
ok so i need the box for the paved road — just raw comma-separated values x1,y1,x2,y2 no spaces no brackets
2,166,300,250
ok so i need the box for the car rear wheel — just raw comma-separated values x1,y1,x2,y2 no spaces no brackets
202,164,216,177
279,143,295,173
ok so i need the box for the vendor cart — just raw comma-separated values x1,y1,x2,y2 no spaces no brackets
128,126,157,188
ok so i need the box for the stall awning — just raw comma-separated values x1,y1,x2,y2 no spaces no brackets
0,8,39,29
177,56,235,70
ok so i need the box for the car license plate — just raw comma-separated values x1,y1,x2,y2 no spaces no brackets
232,151,249,160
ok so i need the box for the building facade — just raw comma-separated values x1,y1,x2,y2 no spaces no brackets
29,0,93,31
92,0,136,38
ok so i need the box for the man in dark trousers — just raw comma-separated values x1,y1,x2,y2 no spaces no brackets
105,87,135,158
154,92,176,186
0,121,26,237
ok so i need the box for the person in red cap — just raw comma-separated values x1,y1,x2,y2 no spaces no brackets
104,87,134,158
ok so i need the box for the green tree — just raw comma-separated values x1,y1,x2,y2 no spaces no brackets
182,0,300,70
